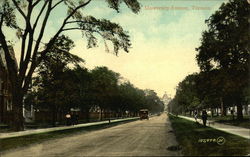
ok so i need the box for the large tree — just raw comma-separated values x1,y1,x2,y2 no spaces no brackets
0,0,140,130
196,0,249,120
90,66,120,120
28,35,83,126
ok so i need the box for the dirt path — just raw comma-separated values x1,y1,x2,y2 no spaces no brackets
1,113,181,157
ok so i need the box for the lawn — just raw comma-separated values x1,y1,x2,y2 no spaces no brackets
207,115,250,129
184,114,250,129
169,114,250,156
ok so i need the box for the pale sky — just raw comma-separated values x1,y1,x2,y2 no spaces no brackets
9,0,227,98
67,0,226,97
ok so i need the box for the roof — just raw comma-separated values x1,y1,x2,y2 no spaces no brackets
0,46,17,71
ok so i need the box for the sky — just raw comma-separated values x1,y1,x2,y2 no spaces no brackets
8,0,227,98
66,0,226,98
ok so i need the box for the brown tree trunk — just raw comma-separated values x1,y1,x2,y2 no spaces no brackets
51,107,57,127
244,105,248,115
84,108,90,122
236,102,243,120
10,89,24,131
220,97,226,116
100,109,103,121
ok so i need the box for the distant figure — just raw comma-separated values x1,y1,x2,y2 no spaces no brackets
231,109,235,120
66,112,71,126
71,112,78,125
201,110,207,126
194,111,198,122
75,114,79,124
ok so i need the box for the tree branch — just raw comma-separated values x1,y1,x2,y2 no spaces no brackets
66,20,84,24
23,0,92,91
33,0,49,31
19,0,34,70
11,0,27,19
64,0,92,24
33,0,52,56
40,0,92,57
20,0,52,86
32,0,42,7
19,0,34,76
62,27,82,31
51,0,64,10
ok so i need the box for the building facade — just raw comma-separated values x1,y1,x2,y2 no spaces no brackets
162,92,171,112
0,49,13,124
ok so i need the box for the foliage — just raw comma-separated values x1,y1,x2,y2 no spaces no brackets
0,0,140,130
170,0,250,120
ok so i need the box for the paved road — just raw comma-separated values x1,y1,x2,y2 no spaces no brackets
1,114,181,157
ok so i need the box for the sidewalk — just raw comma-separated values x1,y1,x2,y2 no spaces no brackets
0,117,139,139
177,115,250,139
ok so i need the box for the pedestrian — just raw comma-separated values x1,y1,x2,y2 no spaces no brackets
194,111,198,122
75,114,79,125
66,112,71,126
71,112,76,125
201,110,207,126
230,109,234,120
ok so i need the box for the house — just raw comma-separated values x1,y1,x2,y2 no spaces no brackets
0,48,13,124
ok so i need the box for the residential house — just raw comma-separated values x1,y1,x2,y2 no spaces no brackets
0,48,13,124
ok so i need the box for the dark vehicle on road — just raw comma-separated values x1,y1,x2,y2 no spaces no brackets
139,109,149,120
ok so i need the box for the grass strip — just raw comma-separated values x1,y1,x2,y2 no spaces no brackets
169,114,250,156
0,118,138,152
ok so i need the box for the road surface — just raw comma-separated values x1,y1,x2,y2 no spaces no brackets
1,113,181,157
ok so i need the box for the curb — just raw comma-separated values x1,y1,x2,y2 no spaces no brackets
0,117,140,139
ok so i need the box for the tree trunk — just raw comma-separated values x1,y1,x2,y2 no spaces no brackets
100,109,103,121
236,102,243,120
52,107,57,127
10,90,24,131
220,97,226,116
244,105,248,115
84,108,90,122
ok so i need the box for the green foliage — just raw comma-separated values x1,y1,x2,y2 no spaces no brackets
0,0,141,131
105,0,140,13
170,0,249,118
90,66,120,109
27,63,164,122
144,89,164,113
0,0,19,29
196,0,250,71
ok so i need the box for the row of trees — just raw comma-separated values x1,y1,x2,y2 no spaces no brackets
169,0,249,120
24,35,164,126
0,0,141,131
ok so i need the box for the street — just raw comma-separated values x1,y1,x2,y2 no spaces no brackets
1,114,181,157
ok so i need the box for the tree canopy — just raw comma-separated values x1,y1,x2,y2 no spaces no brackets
170,0,249,120
0,0,141,130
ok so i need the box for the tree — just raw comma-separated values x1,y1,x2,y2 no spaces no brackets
90,66,120,120
0,0,140,130
196,0,250,120
29,35,83,126
173,74,201,115
144,89,164,114
118,82,145,114
68,66,92,122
